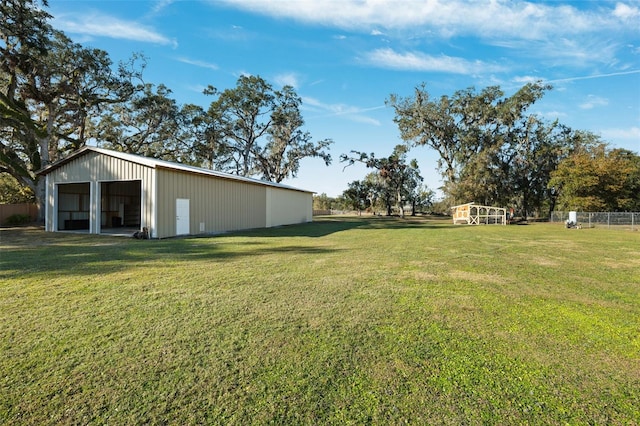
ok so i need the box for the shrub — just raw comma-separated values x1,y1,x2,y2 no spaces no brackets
4,213,31,226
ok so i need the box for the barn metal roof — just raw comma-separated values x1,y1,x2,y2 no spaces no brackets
37,146,313,193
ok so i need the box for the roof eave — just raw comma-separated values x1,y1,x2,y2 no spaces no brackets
36,146,313,194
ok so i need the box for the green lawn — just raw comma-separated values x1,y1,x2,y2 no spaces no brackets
1,217,639,425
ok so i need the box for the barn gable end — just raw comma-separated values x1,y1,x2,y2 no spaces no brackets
42,150,155,236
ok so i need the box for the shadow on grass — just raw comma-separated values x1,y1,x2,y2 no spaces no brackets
0,217,457,278
0,226,341,278
243,215,460,238
234,216,368,238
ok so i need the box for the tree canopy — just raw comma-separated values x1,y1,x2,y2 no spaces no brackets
95,83,197,165
549,142,640,212
341,145,424,217
1,0,143,217
386,82,620,217
1,1,333,217
200,76,332,182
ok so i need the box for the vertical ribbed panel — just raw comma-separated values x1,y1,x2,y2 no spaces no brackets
155,169,267,238
266,187,313,227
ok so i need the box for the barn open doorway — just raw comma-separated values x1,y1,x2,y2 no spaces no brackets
100,180,142,234
57,183,90,231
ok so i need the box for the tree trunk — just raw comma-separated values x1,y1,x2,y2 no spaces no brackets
397,190,404,218
34,109,55,224
35,178,46,223
521,187,529,221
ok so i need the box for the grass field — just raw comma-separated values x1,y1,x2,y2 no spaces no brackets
1,216,639,425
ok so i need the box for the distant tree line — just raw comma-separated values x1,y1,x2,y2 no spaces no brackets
1,0,332,218
337,81,639,218
386,83,640,217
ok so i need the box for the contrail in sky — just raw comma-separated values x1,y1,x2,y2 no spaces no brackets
545,69,640,84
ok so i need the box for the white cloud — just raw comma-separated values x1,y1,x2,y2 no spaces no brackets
492,36,621,69
212,0,636,39
187,84,208,94
600,127,640,151
212,0,636,71
151,0,175,14
541,110,568,119
207,25,253,43
601,126,640,141
613,3,640,20
55,13,177,47
274,72,300,88
176,57,219,70
363,48,505,74
544,69,640,84
512,75,544,84
302,96,384,126
579,95,609,110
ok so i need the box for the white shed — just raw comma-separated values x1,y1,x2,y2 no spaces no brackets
38,147,313,238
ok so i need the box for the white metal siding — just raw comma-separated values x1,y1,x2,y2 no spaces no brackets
43,149,314,238
266,187,313,227
155,168,267,238
44,151,155,234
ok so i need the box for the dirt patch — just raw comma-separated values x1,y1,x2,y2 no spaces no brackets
1,226,49,248
0,226,122,249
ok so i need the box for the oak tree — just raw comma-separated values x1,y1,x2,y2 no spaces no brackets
96,83,195,163
549,141,640,211
341,145,422,217
387,82,577,217
1,0,142,218
201,75,332,182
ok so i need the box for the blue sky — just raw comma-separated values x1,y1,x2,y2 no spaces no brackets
50,0,640,197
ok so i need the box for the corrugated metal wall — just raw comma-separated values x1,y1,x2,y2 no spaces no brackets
44,151,155,234
155,168,268,238
266,187,313,227
44,150,314,238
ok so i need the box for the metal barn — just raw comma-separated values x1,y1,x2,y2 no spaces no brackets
38,147,313,238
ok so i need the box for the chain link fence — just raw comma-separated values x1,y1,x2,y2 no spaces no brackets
550,211,639,231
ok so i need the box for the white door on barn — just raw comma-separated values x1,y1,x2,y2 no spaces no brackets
176,198,190,235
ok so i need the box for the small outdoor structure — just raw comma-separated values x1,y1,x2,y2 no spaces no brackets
38,147,313,238
451,202,507,225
